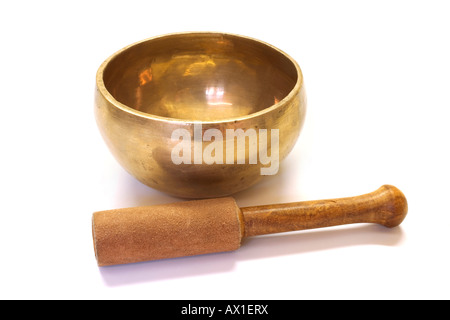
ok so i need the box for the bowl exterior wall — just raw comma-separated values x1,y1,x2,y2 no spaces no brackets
94,84,306,198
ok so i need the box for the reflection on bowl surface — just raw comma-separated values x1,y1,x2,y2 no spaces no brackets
103,33,298,121
95,32,306,198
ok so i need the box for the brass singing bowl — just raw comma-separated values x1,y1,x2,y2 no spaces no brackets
95,32,306,198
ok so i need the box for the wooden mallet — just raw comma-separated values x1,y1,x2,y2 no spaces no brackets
92,185,407,266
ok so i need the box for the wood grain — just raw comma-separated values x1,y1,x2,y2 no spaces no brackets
241,185,408,237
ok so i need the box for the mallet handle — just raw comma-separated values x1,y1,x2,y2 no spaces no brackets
241,185,408,237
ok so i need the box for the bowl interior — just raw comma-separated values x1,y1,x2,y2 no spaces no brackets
102,33,298,121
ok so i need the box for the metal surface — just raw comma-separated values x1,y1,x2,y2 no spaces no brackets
95,32,306,198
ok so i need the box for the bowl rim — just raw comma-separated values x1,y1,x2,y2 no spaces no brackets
96,31,304,124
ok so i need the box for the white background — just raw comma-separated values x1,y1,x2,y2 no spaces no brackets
1,0,449,300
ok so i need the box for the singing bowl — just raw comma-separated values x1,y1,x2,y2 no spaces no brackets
95,32,306,198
